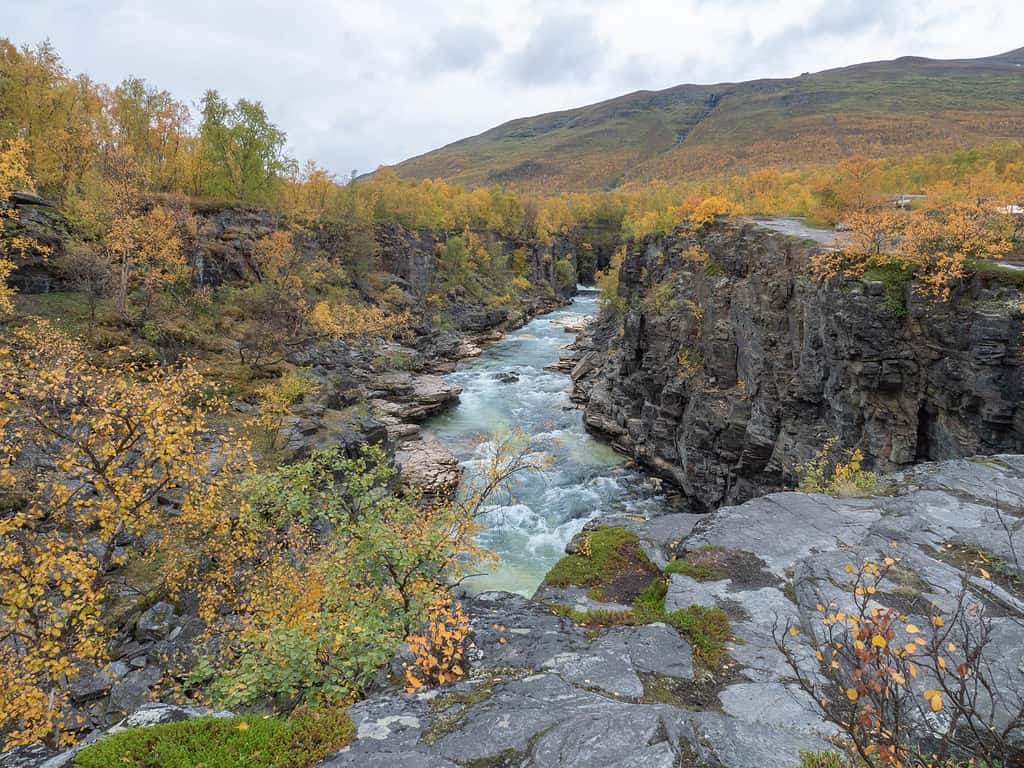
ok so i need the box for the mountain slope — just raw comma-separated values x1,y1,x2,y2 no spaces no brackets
391,48,1024,192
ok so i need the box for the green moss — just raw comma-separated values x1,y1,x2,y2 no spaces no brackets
973,260,1024,287
543,527,650,592
631,578,668,623
862,261,913,316
663,605,731,668
72,708,354,768
664,547,728,581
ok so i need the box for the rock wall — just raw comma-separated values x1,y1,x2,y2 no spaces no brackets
576,219,1024,510
8,200,580,314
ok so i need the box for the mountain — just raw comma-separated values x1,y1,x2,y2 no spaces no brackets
391,48,1024,193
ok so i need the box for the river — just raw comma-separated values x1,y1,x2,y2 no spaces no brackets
424,287,670,597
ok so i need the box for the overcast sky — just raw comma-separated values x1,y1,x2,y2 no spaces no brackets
7,1,1024,179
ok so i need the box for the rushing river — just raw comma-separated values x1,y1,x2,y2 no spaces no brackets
424,287,669,597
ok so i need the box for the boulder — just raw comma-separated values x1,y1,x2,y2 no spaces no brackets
136,602,176,642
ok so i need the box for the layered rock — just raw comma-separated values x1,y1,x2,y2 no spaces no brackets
576,219,1024,510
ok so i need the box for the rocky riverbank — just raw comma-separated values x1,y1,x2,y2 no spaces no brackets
296,456,1024,767
29,455,1021,768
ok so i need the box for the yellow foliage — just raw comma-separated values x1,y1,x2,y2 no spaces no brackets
0,320,254,748
308,300,412,347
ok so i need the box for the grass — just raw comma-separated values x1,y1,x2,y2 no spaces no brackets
547,574,732,669
663,546,728,581
543,527,657,601
72,708,354,768
862,261,913,316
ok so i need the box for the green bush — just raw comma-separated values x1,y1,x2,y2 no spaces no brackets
862,260,913,315
554,257,576,289
73,708,354,768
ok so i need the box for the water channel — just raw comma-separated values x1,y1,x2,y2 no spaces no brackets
424,288,669,596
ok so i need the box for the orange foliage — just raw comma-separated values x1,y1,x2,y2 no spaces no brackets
404,597,471,692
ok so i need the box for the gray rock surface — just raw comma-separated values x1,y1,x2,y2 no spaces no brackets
135,601,176,642
322,457,1020,767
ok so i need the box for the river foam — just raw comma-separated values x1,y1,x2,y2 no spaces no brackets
424,288,669,596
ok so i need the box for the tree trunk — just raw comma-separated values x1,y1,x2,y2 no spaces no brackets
117,248,129,319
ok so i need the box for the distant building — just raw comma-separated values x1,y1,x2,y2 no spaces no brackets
883,193,927,210
996,204,1024,216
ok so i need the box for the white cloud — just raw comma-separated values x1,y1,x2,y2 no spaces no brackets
6,0,1023,178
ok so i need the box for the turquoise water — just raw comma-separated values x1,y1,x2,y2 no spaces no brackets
424,288,669,596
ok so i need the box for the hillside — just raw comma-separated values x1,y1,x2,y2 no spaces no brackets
391,47,1024,192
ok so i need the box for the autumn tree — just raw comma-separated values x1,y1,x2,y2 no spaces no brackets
814,206,905,280
109,77,192,192
0,320,255,748
0,139,47,316
815,202,1013,302
234,230,313,366
899,201,1012,300
102,147,187,319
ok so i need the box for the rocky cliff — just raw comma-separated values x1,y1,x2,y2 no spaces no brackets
7,199,580,320
574,219,1024,511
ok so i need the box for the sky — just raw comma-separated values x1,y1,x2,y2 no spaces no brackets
6,1,1024,179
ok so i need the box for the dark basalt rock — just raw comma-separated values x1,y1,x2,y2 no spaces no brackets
575,219,1024,510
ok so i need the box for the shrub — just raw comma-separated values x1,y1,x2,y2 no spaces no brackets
554,257,576,289
209,435,548,709
777,554,1024,768
405,597,470,692
73,708,354,768
796,438,878,497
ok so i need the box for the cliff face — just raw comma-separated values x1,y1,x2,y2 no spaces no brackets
8,201,579,320
576,220,1024,510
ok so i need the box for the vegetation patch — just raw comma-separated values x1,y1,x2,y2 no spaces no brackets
543,527,658,603
638,667,740,711
664,546,779,590
546,576,732,670
862,261,913,315
544,602,635,627
973,260,1024,288
934,543,1022,599
664,606,731,668
73,709,354,768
